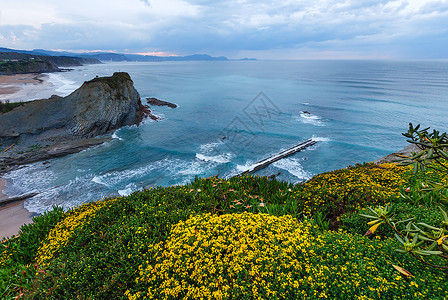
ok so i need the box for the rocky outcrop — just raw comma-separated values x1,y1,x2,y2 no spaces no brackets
0,72,141,140
67,72,142,137
146,97,178,108
0,72,143,171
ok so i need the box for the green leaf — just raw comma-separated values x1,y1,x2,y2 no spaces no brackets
395,249,407,253
438,206,448,223
394,233,404,244
415,235,435,242
410,151,426,159
415,241,425,247
416,223,441,231
405,221,413,231
367,207,378,216
413,249,443,256
427,241,438,251
359,214,378,220
412,232,418,244
411,223,425,234
396,217,415,225
412,250,431,256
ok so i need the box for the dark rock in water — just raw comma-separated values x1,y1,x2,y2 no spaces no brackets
146,97,177,108
0,72,144,171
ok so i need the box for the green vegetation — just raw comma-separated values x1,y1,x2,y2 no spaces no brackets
87,72,132,90
1,125,447,299
361,124,448,270
0,100,25,114
0,60,57,74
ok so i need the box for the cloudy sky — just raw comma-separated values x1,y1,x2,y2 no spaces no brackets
1,0,448,59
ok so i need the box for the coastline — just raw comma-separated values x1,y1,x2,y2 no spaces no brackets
0,143,420,241
0,73,54,240
0,73,54,103
0,178,37,240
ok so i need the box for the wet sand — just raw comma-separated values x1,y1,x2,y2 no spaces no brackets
0,73,54,103
0,178,36,240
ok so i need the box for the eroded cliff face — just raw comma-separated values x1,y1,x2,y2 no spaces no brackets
67,72,141,137
0,72,141,148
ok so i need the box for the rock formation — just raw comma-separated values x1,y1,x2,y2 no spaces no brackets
0,72,144,171
146,97,178,108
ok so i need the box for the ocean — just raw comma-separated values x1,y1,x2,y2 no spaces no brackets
4,60,448,213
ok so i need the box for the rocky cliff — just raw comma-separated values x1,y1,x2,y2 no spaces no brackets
0,72,143,169
0,60,60,75
0,51,101,67
67,72,142,137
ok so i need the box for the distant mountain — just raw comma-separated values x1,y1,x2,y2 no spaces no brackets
31,49,230,62
0,47,39,55
1,47,255,63
124,53,228,62
84,53,130,62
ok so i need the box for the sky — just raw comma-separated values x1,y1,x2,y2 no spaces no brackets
0,0,448,59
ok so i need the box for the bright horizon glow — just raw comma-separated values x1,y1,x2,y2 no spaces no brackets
1,0,448,60
132,51,179,57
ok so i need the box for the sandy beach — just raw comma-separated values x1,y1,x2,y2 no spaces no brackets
0,73,55,103
0,74,55,240
0,178,36,240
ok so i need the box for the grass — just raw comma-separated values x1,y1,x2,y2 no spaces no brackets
0,101,25,114
1,162,447,299
87,72,132,91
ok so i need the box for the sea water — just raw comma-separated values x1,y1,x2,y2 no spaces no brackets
3,60,448,213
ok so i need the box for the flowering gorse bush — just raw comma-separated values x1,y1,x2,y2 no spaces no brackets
293,162,409,217
129,213,319,299
36,197,117,266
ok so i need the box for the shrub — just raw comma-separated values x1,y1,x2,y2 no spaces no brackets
290,163,410,220
129,213,318,299
0,207,65,299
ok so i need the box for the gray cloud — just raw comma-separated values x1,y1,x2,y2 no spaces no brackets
139,0,151,7
1,0,448,59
